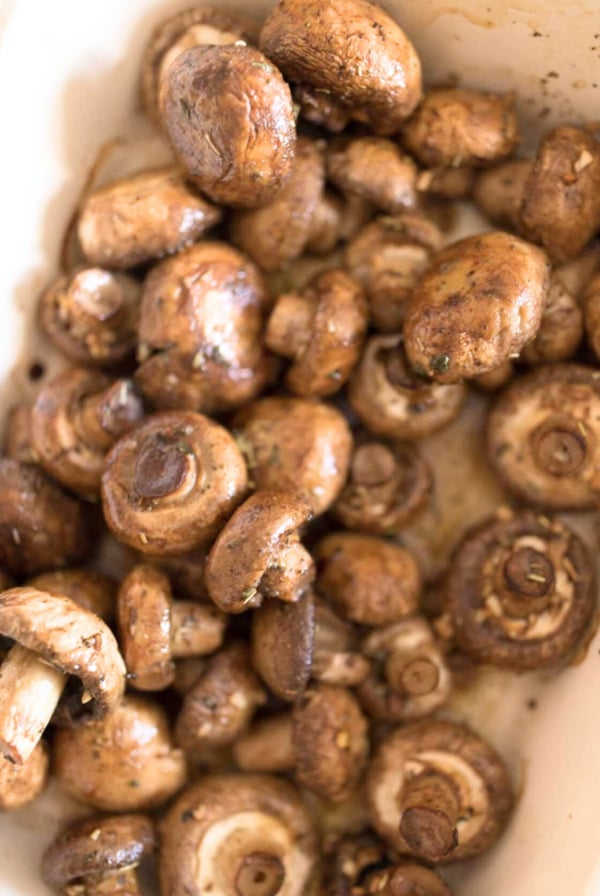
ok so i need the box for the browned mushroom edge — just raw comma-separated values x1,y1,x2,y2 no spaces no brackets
251,591,314,701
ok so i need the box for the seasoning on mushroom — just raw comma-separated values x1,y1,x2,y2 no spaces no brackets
312,597,371,687
327,138,419,213
251,591,314,701
29,569,115,621
521,273,583,364
0,742,48,811
472,158,532,229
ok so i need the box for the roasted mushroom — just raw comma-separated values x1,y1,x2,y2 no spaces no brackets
472,158,532,229
293,84,351,133
0,742,48,810
4,403,36,464
312,597,371,687
327,138,418,213
159,44,296,207
403,231,550,382
367,720,513,862
582,271,600,360
363,863,452,896
260,0,422,135
251,591,314,701
417,164,475,200
445,510,595,670
472,360,514,393
29,569,115,620
101,411,247,555
322,833,388,896
521,273,583,364
233,713,297,774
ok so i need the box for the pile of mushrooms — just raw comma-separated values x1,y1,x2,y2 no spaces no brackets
1,1,600,895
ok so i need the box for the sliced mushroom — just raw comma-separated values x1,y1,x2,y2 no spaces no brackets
312,597,371,687
293,84,351,133
4,403,37,464
363,863,452,896
445,510,595,670
367,720,513,862
582,271,600,360
0,742,48,810
251,591,314,701
327,138,418,213
521,273,583,364
29,569,115,621
101,411,247,555
472,159,532,229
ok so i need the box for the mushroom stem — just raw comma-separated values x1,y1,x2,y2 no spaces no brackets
170,601,225,657
260,542,315,602
399,771,460,862
83,866,142,896
498,546,555,617
530,415,587,476
0,644,66,764
235,852,286,896
74,380,143,451
265,294,313,358
351,443,397,487
386,654,440,697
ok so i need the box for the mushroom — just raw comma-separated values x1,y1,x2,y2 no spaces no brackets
117,564,226,691
29,569,115,621
356,618,451,721
322,833,388,896
42,813,155,896
4,402,37,464
293,85,350,133
472,360,514,393
0,742,48,811
31,367,144,499
234,397,352,515
160,773,318,896
487,363,600,509
315,533,421,627
303,191,345,255
206,492,314,614
148,550,209,602
101,411,247,555
402,88,519,168
416,164,475,200
582,271,600,360
367,720,513,862
172,657,207,696
327,138,418,213
472,158,532,229
0,586,125,763
403,231,550,382
345,214,444,333
251,591,314,701
39,267,141,367
363,863,452,896
233,713,296,774
312,597,371,687
259,0,422,136
265,270,368,397
445,510,596,670
78,167,222,269
333,435,432,534
348,335,466,440
521,273,583,364
159,44,296,207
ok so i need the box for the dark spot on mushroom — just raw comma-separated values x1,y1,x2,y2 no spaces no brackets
28,361,45,382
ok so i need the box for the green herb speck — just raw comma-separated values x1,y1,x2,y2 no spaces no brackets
179,98,193,120
430,354,451,374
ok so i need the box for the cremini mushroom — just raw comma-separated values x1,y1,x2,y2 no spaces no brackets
445,510,595,670
363,863,452,896
265,270,368,396
403,231,550,382
293,84,350,133
101,411,247,555
327,138,418,213
521,273,583,364
233,713,296,775
367,720,513,863
472,360,514,393
4,403,36,464
472,158,532,229
312,597,371,687
487,363,600,509
0,586,125,763
148,550,209,602
323,833,388,896
417,164,475,200
0,742,48,811
234,397,352,515
206,492,314,614
160,773,318,896
348,335,466,440
260,0,422,135
78,167,222,269
251,592,314,701
42,813,155,896
159,44,296,207
117,564,226,691
29,569,115,621
315,533,421,627
582,271,600,360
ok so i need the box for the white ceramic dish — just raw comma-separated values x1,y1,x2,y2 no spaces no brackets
1,1,600,894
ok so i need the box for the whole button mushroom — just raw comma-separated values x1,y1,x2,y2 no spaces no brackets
0,587,125,763
29,569,115,621
251,592,314,701
260,0,422,136
312,597,371,687
117,564,226,691
327,138,419,214
487,364,600,510
234,397,352,515
160,774,318,896
472,158,533,229
78,168,222,269
364,864,452,896
42,814,155,896
367,720,513,863
521,273,583,364
265,270,368,397
159,44,296,208
348,335,466,440
0,742,48,811
206,492,314,614
445,510,595,671
582,271,600,360
403,231,550,382
101,411,248,555
31,367,144,499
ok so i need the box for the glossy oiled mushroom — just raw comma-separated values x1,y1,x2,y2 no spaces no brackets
260,0,422,135
403,231,550,382
4,403,36,464
472,158,532,229
312,597,371,687
54,694,186,811
159,44,296,207
363,864,452,896
101,411,247,555
206,492,314,614
42,814,155,896
160,774,318,896
582,271,600,360
487,363,600,509
445,510,595,670
251,592,314,701
117,564,226,691
327,138,418,213
265,270,368,397
348,335,466,440
0,742,48,810
29,569,115,621
78,167,222,269
367,720,513,863
315,533,421,627
0,587,125,763
521,273,583,364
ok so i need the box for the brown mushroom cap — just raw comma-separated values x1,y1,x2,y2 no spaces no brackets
159,44,296,208
101,411,247,555
29,569,115,621
582,271,600,360
403,231,550,382
367,720,513,862
445,510,596,670
312,597,371,687
160,773,318,896
315,533,421,626
521,273,583,364
251,591,314,701
206,492,314,614
0,741,48,810
117,565,175,691
260,0,422,135
327,138,418,214
364,863,452,896
487,363,600,510
472,359,514,393
53,695,186,811
234,397,352,515
472,159,532,230
348,335,466,440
